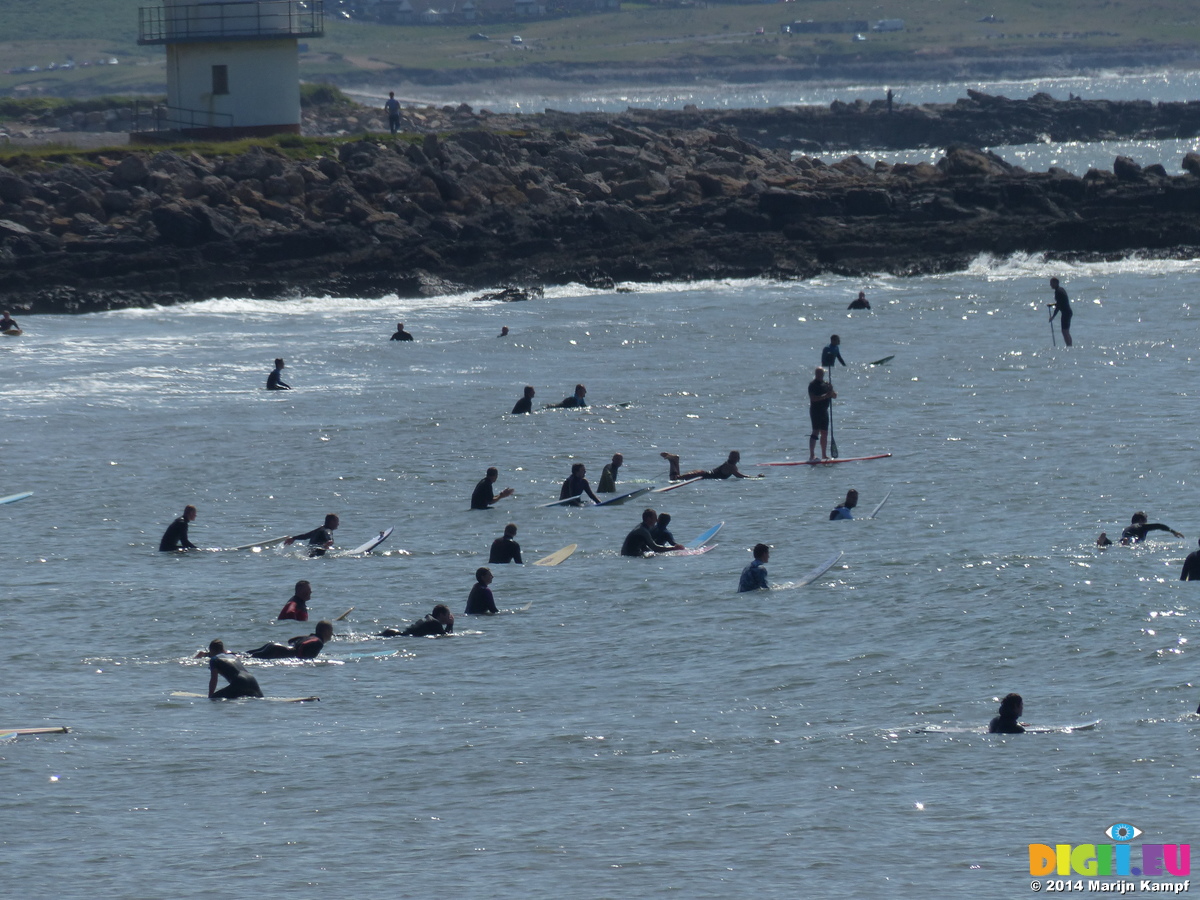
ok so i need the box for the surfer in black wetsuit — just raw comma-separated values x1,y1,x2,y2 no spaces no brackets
821,334,846,369
808,367,837,462
560,463,601,506
0,310,18,332
489,523,523,564
1119,511,1183,545
1181,541,1200,581
649,512,675,546
553,384,587,408
285,514,339,556
847,291,870,310
246,620,333,659
660,450,761,482
159,504,198,551
988,693,1025,734
390,322,413,341
471,467,515,509
380,604,455,637
266,358,291,391
1048,278,1073,347
597,453,623,492
621,508,682,556
204,640,264,699
465,568,498,615
511,385,535,415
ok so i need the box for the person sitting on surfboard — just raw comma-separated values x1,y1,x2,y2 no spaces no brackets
829,490,859,520
465,568,499,615
661,450,761,482
738,544,770,592
1181,540,1200,581
285,514,339,556
511,385,535,415
266,358,291,391
246,621,334,659
380,605,455,637
278,580,312,621
489,523,523,564
389,322,414,341
649,511,676,546
203,640,263,699
158,504,198,552
0,310,19,333
821,334,846,369
988,693,1025,734
471,467,515,510
847,291,870,310
560,463,601,506
1096,532,1113,548
553,384,587,408
1119,511,1183,545
597,453,623,492
621,509,683,556
808,368,837,462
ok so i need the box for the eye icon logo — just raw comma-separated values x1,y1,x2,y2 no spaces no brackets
1105,823,1143,841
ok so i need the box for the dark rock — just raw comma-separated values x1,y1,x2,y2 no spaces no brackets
1114,156,1144,181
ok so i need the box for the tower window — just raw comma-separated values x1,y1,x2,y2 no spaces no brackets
212,65,229,95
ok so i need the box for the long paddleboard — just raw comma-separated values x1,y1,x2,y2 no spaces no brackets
169,691,319,703
867,491,892,520
226,535,290,552
686,522,723,550
795,550,843,587
0,726,69,735
756,454,892,467
870,355,895,366
348,526,393,555
537,493,583,508
0,491,33,505
654,476,703,493
533,544,577,567
594,486,653,507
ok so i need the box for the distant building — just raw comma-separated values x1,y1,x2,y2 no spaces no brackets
137,0,324,138
872,19,905,32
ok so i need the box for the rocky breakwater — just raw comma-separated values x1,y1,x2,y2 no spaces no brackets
4,124,1200,314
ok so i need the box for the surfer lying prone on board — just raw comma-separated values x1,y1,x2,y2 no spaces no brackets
621,509,683,556
246,621,334,660
1119,511,1183,545
661,450,762,482
202,641,264,699
379,605,455,637
988,693,1025,734
285,514,339,556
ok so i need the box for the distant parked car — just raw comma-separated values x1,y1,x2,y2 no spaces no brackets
853,33,866,41
755,26,765,35
511,35,523,44
470,33,490,41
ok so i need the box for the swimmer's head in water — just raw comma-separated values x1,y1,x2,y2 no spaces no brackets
1131,511,1148,524
323,514,339,529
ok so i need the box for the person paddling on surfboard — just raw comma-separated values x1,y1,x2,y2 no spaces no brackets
0,310,19,333
560,463,601,506
988,693,1025,734
278,580,311,621
489,523,523,564
471,467,515,510
465,568,499,615
829,490,858,520
379,605,455,637
551,384,587,408
202,640,264,699
246,621,334,660
1047,278,1073,347
660,450,762,482
158,504,198,552
1119,511,1183,545
808,367,837,462
285,514,339,556
738,544,770,592
620,509,683,556
266,358,291,391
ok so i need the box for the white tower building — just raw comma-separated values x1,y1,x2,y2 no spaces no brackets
138,0,324,138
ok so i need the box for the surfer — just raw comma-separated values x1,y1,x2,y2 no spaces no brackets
620,509,683,556
661,450,761,482
284,513,339,556
821,335,846,369
649,511,676,546
471,467,515,510
560,463,601,506
1096,532,1113,548
266,358,291,391
246,620,334,659
158,504,198,551
848,291,871,310
808,367,837,462
552,384,587,408
738,544,770,592
1048,278,1073,347
988,693,1026,734
379,605,455,637
489,523,523,564
465,567,498,615
597,453,623,492
830,490,859,520
0,310,18,332
1181,540,1200,581
203,640,264,699
511,385,535,415
278,580,311,621
1119,511,1183,545
389,322,414,341
498,326,509,338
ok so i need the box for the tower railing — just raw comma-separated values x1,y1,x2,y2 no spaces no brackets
138,0,324,44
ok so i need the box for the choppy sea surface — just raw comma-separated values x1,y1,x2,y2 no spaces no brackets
4,247,1200,896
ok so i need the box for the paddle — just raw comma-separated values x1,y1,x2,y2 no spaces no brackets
827,374,839,459
1048,304,1056,347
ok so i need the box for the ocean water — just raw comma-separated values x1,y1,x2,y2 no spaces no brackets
3,251,1200,897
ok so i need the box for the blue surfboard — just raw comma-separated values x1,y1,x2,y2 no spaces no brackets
594,487,653,507
686,522,723,550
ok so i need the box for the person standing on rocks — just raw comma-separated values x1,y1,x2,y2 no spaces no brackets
1048,277,1073,346
384,92,401,135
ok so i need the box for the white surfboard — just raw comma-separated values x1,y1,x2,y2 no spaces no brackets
170,691,319,703
537,493,584,508
0,491,33,506
795,551,843,587
654,477,703,493
867,491,892,520
533,544,577,567
226,535,290,552
686,522,723,550
348,526,393,555
594,486,653,507
665,544,717,557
